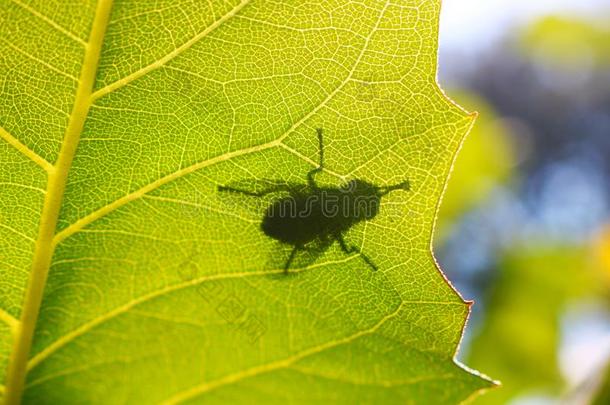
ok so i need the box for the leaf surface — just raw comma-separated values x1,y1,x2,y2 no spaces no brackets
0,0,490,403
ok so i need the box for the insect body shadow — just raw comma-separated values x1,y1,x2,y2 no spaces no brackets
218,129,410,274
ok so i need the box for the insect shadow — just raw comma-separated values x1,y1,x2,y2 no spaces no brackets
218,129,410,274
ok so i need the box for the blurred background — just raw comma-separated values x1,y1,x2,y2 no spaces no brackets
435,1,610,404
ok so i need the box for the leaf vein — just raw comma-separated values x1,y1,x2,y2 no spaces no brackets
234,14,367,39
143,194,259,223
0,308,19,333
0,223,36,243
55,0,392,244
272,0,391,161
161,298,407,404
0,182,46,194
8,0,87,46
26,253,462,373
288,365,455,388
53,138,280,245
0,126,54,173
91,0,252,101
0,38,78,81
25,260,343,372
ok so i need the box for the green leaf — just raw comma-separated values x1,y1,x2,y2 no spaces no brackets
0,0,491,403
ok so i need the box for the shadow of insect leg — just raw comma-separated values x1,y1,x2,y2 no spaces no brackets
217,184,289,197
307,128,324,189
335,234,378,271
284,245,300,274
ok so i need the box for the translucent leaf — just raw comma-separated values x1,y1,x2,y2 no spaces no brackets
0,1,491,402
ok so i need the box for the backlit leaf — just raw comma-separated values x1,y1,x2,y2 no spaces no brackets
0,1,491,403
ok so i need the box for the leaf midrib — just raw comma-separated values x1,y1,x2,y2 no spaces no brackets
2,1,114,403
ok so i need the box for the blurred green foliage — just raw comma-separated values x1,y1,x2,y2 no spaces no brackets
435,91,514,240
520,15,610,68
435,14,610,403
467,247,604,404
595,226,610,284
593,361,610,405
592,226,610,403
